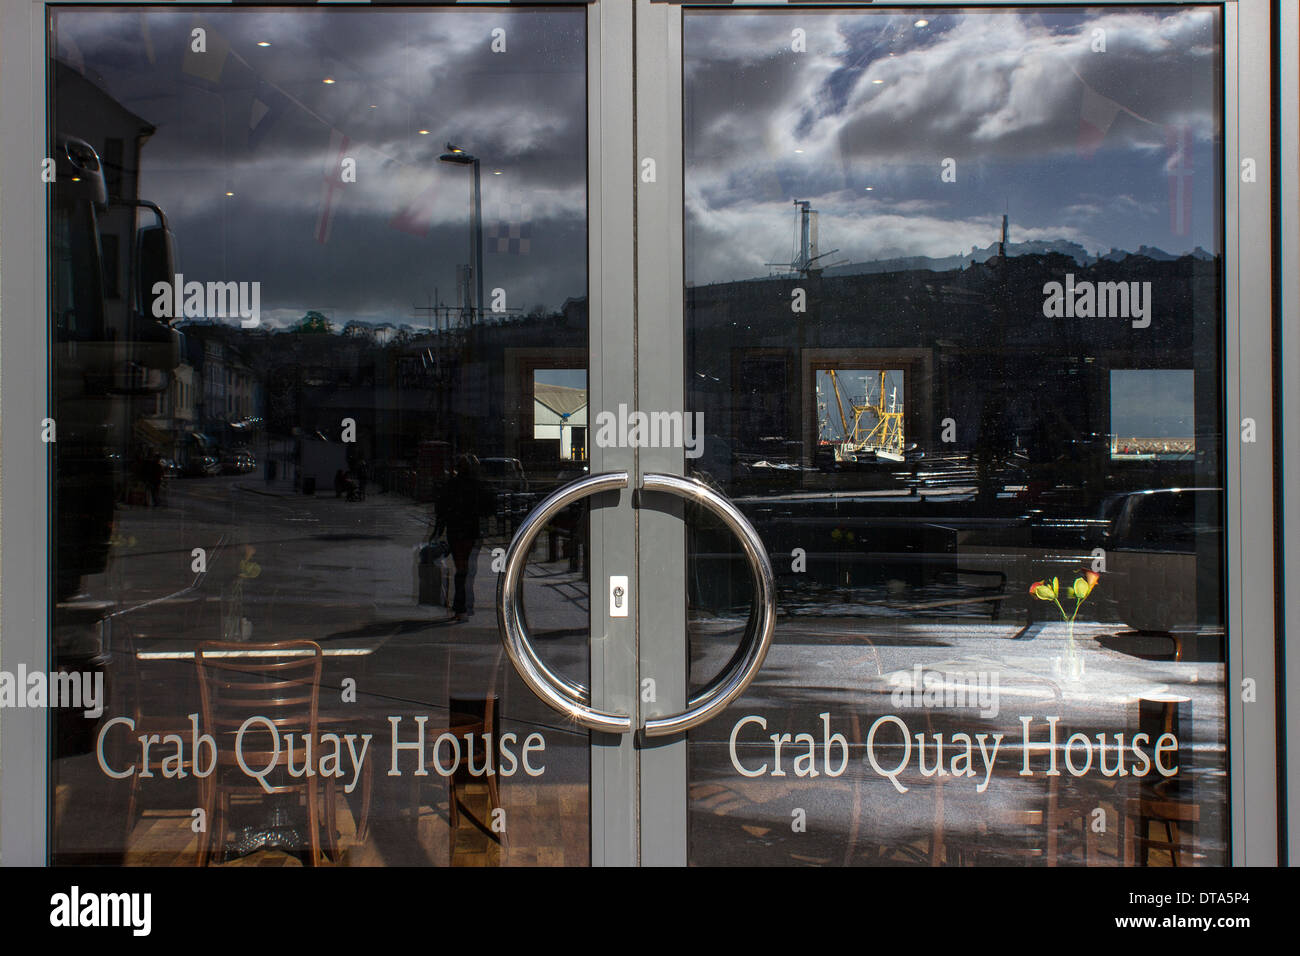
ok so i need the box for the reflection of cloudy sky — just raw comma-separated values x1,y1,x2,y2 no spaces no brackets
1111,369,1195,437
685,8,1221,285
53,7,586,328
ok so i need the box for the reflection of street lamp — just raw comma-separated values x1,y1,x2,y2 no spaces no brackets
439,143,483,327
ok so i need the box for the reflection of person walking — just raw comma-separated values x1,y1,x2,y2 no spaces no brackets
433,454,496,622
149,455,165,507
355,459,368,501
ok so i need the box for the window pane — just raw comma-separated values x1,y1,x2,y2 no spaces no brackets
684,7,1226,867
49,4,590,867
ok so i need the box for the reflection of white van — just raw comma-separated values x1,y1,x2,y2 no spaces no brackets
1104,488,1222,633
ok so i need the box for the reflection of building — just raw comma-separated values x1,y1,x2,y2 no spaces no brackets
182,324,265,455
687,250,1220,497
140,361,196,460
534,382,588,460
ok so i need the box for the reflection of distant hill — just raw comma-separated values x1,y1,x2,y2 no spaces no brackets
689,250,1221,354
807,241,1215,280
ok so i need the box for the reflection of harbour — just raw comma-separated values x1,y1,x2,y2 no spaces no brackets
1111,436,1196,459
818,369,905,463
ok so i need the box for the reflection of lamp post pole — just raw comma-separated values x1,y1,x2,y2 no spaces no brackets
439,143,483,327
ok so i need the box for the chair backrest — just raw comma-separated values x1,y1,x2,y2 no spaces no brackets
447,645,504,731
195,641,322,792
1129,795,1201,824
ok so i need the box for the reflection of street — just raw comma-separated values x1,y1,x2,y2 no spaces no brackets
55,476,592,866
688,614,1225,866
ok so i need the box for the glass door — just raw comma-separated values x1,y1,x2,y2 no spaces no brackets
40,2,630,866
629,0,1277,867
0,0,1279,868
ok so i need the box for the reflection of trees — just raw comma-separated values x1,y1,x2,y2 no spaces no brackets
293,310,333,334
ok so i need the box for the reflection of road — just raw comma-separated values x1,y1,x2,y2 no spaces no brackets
687,615,1226,866
87,476,590,736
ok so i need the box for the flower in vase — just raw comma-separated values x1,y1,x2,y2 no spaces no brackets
238,545,261,579
1029,580,1055,601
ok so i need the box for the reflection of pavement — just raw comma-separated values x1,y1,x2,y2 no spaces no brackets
89,477,589,722
688,615,1225,866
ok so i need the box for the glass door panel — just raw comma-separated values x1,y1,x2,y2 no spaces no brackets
47,4,594,866
682,6,1227,866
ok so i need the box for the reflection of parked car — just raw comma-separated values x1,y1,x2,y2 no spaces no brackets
185,456,220,477
479,457,531,520
1104,487,1222,632
159,458,181,479
479,457,528,493
220,451,257,475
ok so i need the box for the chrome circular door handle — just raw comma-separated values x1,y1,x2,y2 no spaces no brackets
497,471,634,733
639,473,776,737
497,471,775,737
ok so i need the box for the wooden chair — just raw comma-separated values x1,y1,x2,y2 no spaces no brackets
114,624,205,847
401,647,506,855
945,773,1063,866
1123,790,1201,866
194,640,334,866
938,676,1068,866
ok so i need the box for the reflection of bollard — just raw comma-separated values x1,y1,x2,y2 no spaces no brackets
547,528,559,563
569,540,582,572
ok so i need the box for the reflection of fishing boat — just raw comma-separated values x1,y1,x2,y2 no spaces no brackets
821,370,905,462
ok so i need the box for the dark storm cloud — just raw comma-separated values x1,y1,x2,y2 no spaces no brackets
54,6,588,326
683,8,1221,285
686,9,1218,176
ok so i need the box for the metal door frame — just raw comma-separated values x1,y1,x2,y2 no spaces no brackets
1283,0,1300,869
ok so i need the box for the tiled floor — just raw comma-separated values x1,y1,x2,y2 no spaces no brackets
119,781,588,867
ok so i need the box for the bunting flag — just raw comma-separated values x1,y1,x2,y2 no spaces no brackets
248,79,291,150
314,129,351,245
56,32,85,74
139,13,156,65
486,201,531,254
1076,84,1122,158
181,17,230,86
1165,125,1193,237
387,166,440,238
759,126,802,202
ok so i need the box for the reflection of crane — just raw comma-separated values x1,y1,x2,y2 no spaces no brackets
766,201,848,277
823,370,905,462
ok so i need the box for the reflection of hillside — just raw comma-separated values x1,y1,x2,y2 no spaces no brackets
690,250,1220,350
814,241,1216,279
